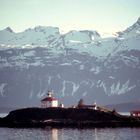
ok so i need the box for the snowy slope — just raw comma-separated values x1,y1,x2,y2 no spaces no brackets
0,26,61,45
117,17,140,38
0,26,100,46
0,17,140,107
64,30,100,43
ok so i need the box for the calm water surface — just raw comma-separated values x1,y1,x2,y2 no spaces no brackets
0,113,140,140
0,127,140,140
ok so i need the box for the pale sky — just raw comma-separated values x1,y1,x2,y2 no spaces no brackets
0,0,140,34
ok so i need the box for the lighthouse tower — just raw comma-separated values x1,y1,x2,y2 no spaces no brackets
41,91,58,108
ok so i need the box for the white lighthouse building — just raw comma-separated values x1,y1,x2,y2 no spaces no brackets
41,91,58,108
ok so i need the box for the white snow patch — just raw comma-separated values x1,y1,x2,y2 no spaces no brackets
0,83,7,97
37,90,42,98
91,35,95,40
95,80,108,94
69,40,82,43
48,76,52,85
117,37,125,40
109,76,115,79
60,63,71,66
110,80,136,95
61,81,66,96
82,91,87,97
90,82,95,88
72,59,81,64
120,54,139,67
71,82,80,96
23,50,35,57
37,79,47,98
29,90,34,99
103,83,107,93
90,66,101,74
30,61,45,67
136,30,140,34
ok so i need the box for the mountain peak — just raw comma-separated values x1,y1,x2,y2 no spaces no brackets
64,29,100,43
136,17,140,25
4,27,14,33
24,26,60,35
117,17,140,37
34,26,58,31
127,17,140,30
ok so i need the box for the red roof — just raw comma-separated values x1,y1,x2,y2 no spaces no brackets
41,97,57,102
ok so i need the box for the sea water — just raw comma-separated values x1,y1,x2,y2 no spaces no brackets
0,127,140,140
0,113,140,140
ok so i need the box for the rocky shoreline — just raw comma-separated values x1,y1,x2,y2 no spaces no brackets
0,107,140,128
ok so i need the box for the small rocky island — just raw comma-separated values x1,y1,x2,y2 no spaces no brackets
0,91,140,128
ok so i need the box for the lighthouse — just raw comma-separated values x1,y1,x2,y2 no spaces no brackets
41,91,58,108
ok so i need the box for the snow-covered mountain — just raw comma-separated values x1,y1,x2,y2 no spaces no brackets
0,26,100,46
64,30,100,43
0,26,61,45
117,17,140,38
0,17,140,108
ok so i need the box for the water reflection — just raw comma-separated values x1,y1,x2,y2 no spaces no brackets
94,128,98,140
51,128,58,140
49,127,140,140
42,128,64,140
0,127,140,140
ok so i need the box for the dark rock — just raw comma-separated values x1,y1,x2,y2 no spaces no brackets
0,107,140,128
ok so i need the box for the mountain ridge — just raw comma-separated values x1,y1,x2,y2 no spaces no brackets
0,17,140,108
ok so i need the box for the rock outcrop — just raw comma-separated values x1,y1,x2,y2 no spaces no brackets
0,107,140,128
